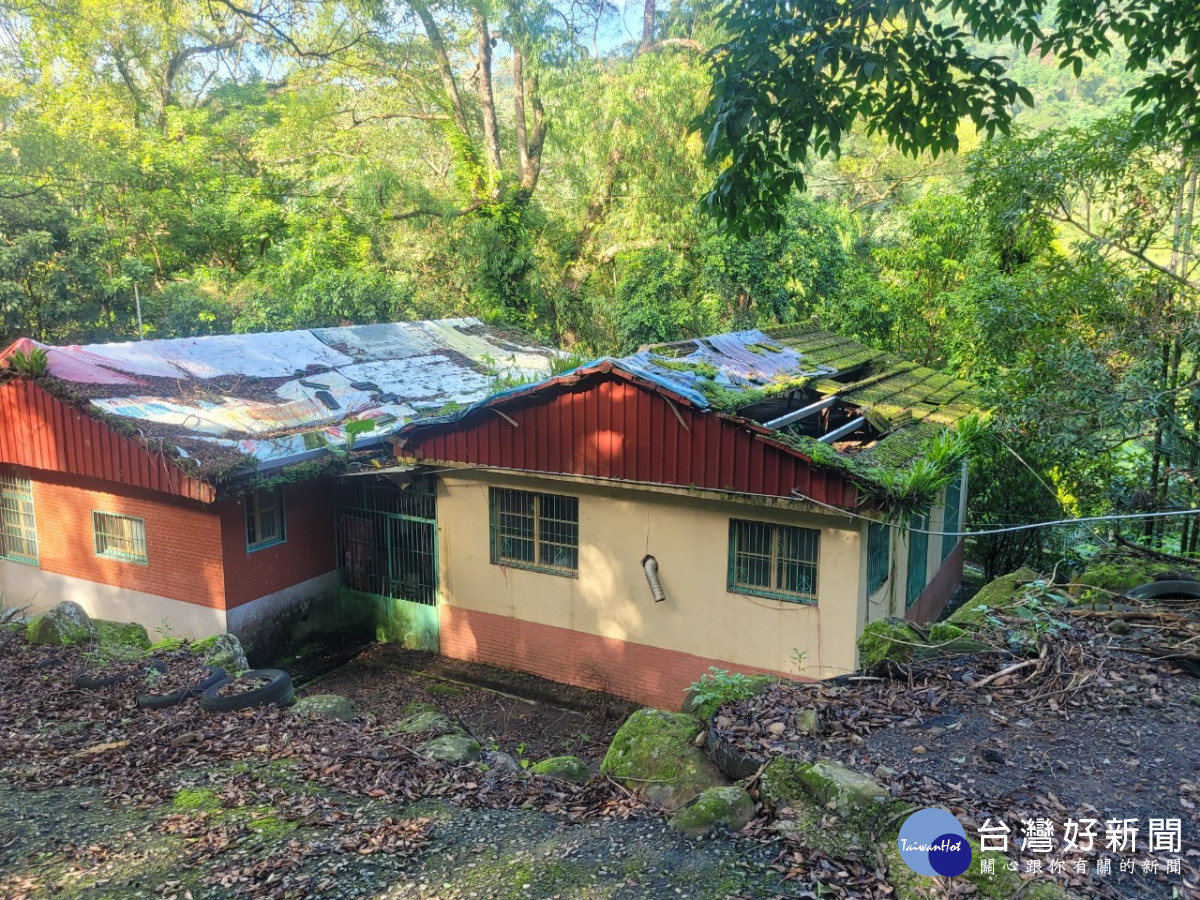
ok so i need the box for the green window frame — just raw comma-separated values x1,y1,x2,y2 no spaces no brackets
728,519,819,604
93,511,147,564
489,488,579,577
905,508,930,608
941,476,963,562
0,474,38,565
866,521,890,594
246,488,287,551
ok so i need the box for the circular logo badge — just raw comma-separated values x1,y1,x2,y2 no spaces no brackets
897,808,971,877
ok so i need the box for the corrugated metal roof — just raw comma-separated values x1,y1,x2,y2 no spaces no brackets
1,319,563,475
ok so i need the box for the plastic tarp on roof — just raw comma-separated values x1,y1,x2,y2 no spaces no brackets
15,318,563,472
619,329,837,407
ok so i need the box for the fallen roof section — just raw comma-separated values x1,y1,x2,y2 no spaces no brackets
399,325,982,492
0,319,563,479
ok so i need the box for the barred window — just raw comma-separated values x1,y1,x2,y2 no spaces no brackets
905,508,930,608
941,476,963,562
489,488,578,576
728,519,819,604
0,475,38,564
246,488,287,550
93,512,147,563
867,521,890,594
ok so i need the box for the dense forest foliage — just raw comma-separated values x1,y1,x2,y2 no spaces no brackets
0,0,1196,571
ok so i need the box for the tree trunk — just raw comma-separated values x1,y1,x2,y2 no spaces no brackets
639,0,655,52
513,49,546,195
410,0,471,139
474,8,503,185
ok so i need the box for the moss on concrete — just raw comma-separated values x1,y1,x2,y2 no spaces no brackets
600,708,728,810
669,786,755,836
759,757,808,811
173,788,222,812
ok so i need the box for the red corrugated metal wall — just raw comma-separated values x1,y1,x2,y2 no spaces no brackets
0,378,213,502
400,375,858,507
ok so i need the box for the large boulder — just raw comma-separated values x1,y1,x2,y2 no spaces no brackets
857,619,924,668
529,755,589,785
26,602,97,646
600,708,729,810
291,694,355,722
421,734,481,764
203,634,249,673
669,786,755,836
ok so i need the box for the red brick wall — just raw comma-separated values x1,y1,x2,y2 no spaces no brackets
440,605,793,711
907,540,964,624
12,468,226,608
218,479,337,610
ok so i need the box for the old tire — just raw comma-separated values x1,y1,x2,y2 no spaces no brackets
198,669,294,712
136,666,227,710
1127,579,1200,600
74,658,166,690
706,720,763,781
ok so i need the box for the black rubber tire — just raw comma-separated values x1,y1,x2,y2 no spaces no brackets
705,720,763,781
74,658,166,690
198,669,294,712
135,666,227,710
1127,579,1200,600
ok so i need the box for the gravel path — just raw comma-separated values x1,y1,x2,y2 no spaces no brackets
0,784,785,900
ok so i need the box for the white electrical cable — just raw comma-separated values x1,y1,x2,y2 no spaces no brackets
793,490,1200,538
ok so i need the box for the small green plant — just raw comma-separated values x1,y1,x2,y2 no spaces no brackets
5,347,48,377
790,648,810,673
686,666,761,712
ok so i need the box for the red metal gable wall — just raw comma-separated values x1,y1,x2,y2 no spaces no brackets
400,376,858,507
0,378,213,502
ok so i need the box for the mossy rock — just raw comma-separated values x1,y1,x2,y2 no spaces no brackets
797,760,903,829
173,788,222,812
857,619,924,668
669,786,755,836
681,672,777,720
291,694,355,722
394,710,459,736
94,620,151,652
421,734,481,764
948,568,1040,629
1076,554,1193,599
927,622,967,644
203,634,249,673
529,755,589,785
600,708,729,810
26,601,97,646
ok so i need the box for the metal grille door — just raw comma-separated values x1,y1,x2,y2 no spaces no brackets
336,476,438,605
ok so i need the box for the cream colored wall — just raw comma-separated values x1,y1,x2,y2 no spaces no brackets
436,472,865,679
0,561,227,638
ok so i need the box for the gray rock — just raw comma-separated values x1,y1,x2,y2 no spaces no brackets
483,751,523,776
203,634,249,673
291,694,355,722
792,708,820,735
669,786,755,836
529,755,590,785
421,734,481,764
26,602,97,646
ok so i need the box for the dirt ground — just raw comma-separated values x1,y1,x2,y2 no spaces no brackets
303,645,635,770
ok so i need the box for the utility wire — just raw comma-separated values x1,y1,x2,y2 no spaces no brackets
792,489,1200,539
